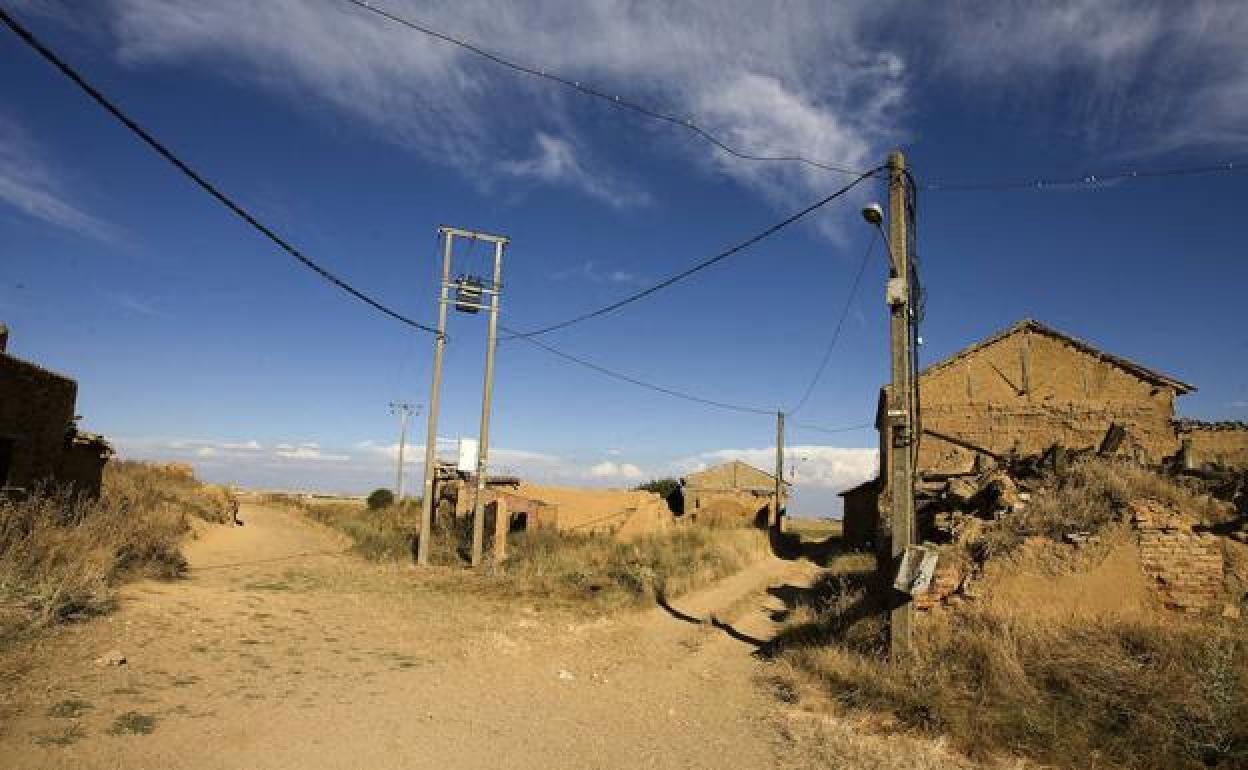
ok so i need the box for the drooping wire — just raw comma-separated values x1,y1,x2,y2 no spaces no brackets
787,230,880,416
339,0,869,178
0,5,441,336
503,169,882,339
499,325,775,416
790,420,875,435
923,161,1245,192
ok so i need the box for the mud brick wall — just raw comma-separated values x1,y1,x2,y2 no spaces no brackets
913,562,962,611
0,353,76,489
1130,500,1223,613
1177,423,1248,470
918,328,1182,475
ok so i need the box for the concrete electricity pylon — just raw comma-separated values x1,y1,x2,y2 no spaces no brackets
389,402,418,501
884,150,917,658
416,226,509,568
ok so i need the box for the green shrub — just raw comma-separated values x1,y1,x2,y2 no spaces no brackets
366,488,395,511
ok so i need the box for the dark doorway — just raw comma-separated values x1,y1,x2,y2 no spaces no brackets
0,437,14,486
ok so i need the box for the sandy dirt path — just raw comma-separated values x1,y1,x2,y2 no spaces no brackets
1,503,824,769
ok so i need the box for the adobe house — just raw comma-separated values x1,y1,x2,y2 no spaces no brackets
1174,419,1248,470
0,324,112,498
842,318,1200,548
680,460,789,527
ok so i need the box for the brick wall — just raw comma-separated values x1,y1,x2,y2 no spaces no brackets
0,353,76,489
1129,499,1223,613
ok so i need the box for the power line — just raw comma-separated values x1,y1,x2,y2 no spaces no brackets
787,230,879,415
790,420,874,435
504,169,881,339
500,325,775,416
923,160,1245,193
339,0,869,177
0,5,440,336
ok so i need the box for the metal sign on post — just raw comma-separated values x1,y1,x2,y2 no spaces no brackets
894,545,939,596
456,438,478,474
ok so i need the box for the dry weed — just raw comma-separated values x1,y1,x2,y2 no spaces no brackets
0,462,225,644
769,461,1248,769
282,497,771,608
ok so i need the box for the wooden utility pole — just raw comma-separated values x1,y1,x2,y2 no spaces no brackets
774,411,785,529
389,402,416,501
885,150,916,658
416,233,453,567
470,236,506,568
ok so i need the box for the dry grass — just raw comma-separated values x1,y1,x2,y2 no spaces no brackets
281,497,771,608
495,525,770,608
768,461,1248,770
0,462,229,645
977,456,1230,558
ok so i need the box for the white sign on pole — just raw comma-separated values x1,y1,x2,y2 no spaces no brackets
457,438,478,473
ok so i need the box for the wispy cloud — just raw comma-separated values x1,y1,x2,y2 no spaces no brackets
551,260,645,286
912,1,1248,151
501,132,648,208
102,0,899,229
0,113,120,242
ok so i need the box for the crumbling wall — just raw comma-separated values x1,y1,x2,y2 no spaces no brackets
515,484,672,539
1129,499,1223,613
919,329,1181,474
57,440,109,498
1176,422,1248,470
683,461,779,526
0,354,77,489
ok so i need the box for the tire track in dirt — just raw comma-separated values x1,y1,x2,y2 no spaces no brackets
1,504,823,769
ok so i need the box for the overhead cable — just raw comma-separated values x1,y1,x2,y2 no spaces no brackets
504,169,881,339
924,161,1245,193
787,230,879,415
0,6,440,336
790,420,874,435
500,326,775,416
339,0,868,177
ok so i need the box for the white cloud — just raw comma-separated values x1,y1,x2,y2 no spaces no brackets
275,446,349,462
0,113,119,242
676,445,877,493
501,132,647,208
102,0,898,226
913,2,1248,151
195,446,218,458
588,460,645,481
552,260,645,286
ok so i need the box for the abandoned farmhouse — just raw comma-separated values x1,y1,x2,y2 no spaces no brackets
842,319,1248,547
679,460,788,527
0,324,112,497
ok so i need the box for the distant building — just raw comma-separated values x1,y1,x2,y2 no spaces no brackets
680,460,788,527
0,324,112,497
843,318,1221,549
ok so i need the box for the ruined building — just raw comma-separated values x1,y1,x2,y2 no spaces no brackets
680,460,788,527
842,319,1247,547
0,324,112,497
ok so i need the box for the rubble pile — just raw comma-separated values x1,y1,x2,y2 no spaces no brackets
908,423,1247,614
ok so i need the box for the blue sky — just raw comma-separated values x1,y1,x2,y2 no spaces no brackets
2,1,1246,515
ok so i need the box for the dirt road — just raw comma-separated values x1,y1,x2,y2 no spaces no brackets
1,503,826,769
